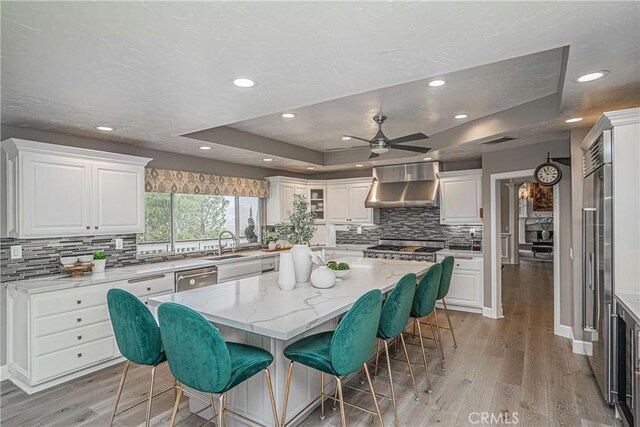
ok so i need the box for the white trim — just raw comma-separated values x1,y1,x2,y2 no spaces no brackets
573,339,594,356
435,301,482,315
581,107,640,150
552,185,562,337
483,306,499,319
1,365,8,382
555,324,573,340
436,168,482,178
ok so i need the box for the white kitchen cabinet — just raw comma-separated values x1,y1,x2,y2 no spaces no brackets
266,177,308,224
348,183,373,223
7,272,174,394
326,184,350,222
438,170,482,225
326,179,373,224
436,253,483,313
1,139,151,238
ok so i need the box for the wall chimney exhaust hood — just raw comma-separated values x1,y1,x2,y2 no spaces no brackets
365,162,439,208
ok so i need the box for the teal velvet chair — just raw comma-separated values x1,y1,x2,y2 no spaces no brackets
436,256,458,349
409,263,444,391
107,289,172,427
373,273,419,426
157,302,279,427
280,290,384,427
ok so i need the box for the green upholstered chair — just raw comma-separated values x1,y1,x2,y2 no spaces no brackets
107,289,172,427
436,256,458,349
374,273,419,425
409,263,444,391
280,290,384,427
157,302,279,427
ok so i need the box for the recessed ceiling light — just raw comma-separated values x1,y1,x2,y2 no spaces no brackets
306,166,316,170
199,146,212,150
281,112,296,119
233,78,255,88
263,158,273,162
454,114,469,119
341,136,352,141
423,157,433,161
576,71,608,83
428,79,446,87
96,126,114,131
355,164,364,168
565,117,583,123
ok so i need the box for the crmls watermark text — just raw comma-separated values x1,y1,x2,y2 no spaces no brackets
468,411,519,424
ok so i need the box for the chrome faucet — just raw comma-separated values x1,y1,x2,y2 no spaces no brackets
218,230,238,256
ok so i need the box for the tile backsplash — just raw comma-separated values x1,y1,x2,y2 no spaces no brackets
336,207,483,247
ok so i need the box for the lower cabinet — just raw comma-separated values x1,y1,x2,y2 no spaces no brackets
436,254,483,313
7,273,174,394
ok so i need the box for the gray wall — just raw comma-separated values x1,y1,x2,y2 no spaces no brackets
481,140,573,327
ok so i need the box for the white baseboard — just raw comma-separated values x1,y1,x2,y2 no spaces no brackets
1,365,8,382
435,302,482,315
482,306,500,319
573,339,594,356
555,324,573,339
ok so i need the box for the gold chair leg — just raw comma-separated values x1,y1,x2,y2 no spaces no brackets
264,369,279,427
332,384,338,411
399,333,420,401
383,340,399,426
432,310,446,370
145,365,157,427
281,361,294,427
169,383,184,427
415,319,433,393
209,393,219,424
335,376,347,427
374,338,380,377
363,363,384,427
442,299,458,348
428,313,445,368
217,393,226,427
109,360,130,427
320,371,326,420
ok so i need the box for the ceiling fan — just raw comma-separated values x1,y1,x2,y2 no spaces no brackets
336,114,431,159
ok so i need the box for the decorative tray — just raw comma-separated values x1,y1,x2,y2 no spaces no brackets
59,263,94,277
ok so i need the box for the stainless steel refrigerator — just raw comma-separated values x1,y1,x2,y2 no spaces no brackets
582,129,614,404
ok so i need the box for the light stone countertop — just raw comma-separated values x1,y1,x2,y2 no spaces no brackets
616,292,640,325
4,246,368,294
437,249,484,258
148,256,431,341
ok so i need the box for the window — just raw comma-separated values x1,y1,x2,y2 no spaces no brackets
137,193,262,255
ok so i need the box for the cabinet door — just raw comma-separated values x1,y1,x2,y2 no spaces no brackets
93,162,145,234
349,184,372,223
440,177,482,224
326,185,350,222
445,269,481,308
21,152,92,237
280,183,296,222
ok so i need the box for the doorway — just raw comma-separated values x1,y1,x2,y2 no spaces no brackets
489,169,562,336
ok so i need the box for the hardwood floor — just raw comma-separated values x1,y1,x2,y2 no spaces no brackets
1,262,619,426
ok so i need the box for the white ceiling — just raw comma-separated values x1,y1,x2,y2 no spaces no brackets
2,2,639,173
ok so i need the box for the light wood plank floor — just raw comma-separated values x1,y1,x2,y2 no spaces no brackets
1,262,619,426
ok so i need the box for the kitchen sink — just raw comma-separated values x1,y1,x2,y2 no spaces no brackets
207,254,247,261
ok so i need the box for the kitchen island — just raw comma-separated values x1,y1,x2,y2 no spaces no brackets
148,257,431,426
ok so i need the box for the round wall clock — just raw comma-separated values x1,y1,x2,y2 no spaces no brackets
534,162,562,186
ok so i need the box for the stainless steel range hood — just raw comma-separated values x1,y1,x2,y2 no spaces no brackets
365,162,439,208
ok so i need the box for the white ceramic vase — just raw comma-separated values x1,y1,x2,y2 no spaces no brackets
268,241,277,250
290,244,312,284
541,229,551,240
310,266,336,289
92,259,106,273
278,253,296,291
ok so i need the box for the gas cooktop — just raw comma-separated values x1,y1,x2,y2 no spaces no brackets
364,239,445,253
366,245,442,253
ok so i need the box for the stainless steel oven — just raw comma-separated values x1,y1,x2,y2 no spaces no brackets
615,302,640,427
175,266,218,292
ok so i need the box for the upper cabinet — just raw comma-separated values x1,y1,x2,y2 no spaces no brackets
266,177,373,225
1,139,151,238
438,169,483,225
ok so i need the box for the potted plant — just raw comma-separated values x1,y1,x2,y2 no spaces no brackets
274,194,317,283
264,230,279,250
92,251,107,273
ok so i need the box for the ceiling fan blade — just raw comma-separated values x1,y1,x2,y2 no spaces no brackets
343,135,372,143
391,145,432,154
326,145,368,152
388,132,429,145
368,152,380,159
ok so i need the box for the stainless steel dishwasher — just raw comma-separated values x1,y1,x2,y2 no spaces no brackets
175,266,218,292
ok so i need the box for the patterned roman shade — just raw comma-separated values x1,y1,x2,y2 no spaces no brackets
144,168,270,198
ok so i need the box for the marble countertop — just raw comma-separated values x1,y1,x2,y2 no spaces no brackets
437,249,484,258
616,292,640,325
148,257,431,341
4,245,368,294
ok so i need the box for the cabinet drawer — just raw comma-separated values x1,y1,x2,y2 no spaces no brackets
122,274,174,298
36,305,110,337
35,321,113,356
451,258,482,271
33,336,116,383
32,285,108,318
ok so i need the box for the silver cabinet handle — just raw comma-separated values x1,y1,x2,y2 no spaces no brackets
582,208,597,333
77,335,82,340
128,274,165,284
176,271,217,281
77,353,82,358
94,226,99,229
77,300,82,305
76,318,82,323
86,226,91,230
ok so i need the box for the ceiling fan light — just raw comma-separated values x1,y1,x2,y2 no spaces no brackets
371,146,390,154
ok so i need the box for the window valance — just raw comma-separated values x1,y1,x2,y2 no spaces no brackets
144,168,270,198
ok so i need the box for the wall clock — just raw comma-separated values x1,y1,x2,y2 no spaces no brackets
534,157,562,186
